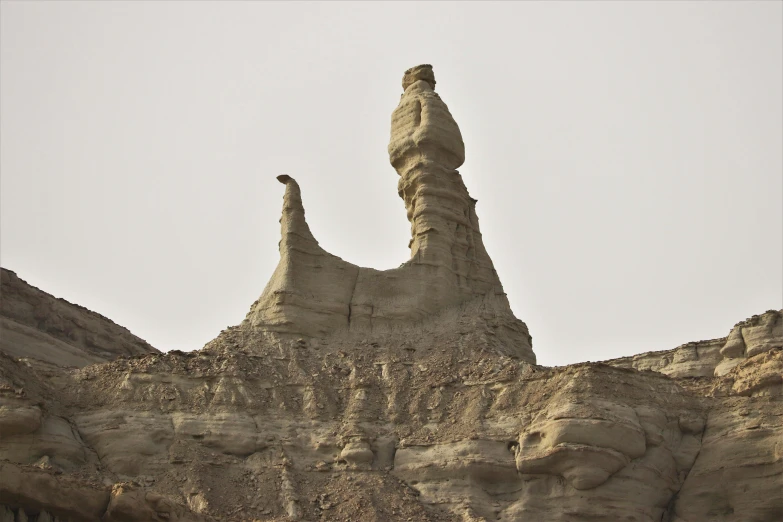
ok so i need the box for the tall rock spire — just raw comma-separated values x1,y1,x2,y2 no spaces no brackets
244,65,535,362
389,64,502,297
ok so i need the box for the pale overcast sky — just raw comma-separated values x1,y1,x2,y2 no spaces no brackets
1,1,781,366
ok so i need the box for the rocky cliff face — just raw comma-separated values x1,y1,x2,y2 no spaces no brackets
1,65,781,522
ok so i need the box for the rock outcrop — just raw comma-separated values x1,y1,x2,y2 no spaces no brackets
605,309,782,378
1,65,781,522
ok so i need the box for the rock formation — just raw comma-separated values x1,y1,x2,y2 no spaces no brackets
1,65,781,522
605,309,783,380
245,65,534,363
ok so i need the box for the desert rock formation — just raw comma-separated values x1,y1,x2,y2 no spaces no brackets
1,66,781,522
245,65,534,363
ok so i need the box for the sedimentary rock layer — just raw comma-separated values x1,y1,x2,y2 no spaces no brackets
606,309,782,378
2,313,781,521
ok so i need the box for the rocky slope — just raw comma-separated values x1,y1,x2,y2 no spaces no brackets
1,65,781,522
0,268,159,368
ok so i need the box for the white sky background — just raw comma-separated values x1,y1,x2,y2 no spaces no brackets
1,1,781,366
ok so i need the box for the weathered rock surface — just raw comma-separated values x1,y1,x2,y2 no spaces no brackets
1,65,781,521
3,321,780,521
245,65,534,363
0,268,159,367
605,310,782,379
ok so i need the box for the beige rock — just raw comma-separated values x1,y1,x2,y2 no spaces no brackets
0,401,41,438
3,305,780,521
103,483,207,522
0,414,88,470
721,324,747,358
516,399,647,489
1,65,781,522
74,411,174,477
0,268,159,367
714,356,744,377
171,413,262,457
393,440,519,520
605,338,724,378
338,439,374,469
0,461,109,521
672,395,783,520
244,65,534,363
741,310,783,358
713,348,783,398
605,310,783,380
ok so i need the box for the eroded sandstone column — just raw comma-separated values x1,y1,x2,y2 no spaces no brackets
389,64,501,297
